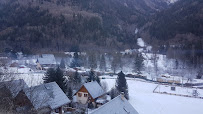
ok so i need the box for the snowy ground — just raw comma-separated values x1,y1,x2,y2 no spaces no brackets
1,67,44,87
15,73,44,86
101,75,203,114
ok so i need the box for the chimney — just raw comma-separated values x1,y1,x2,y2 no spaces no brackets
121,92,125,101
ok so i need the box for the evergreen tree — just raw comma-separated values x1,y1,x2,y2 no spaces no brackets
88,53,97,69
54,66,67,92
110,87,119,99
175,59,179,69
134,53,144,75
115,71,129,99
99,54,106,71
43,67,67,92
43,68,55,83
60,58,66,69
74,70,81,84
70,52,80,68
111,53,122,74
88,69,95,82
111,56,117,74
68,87,73,100
95,75,101,85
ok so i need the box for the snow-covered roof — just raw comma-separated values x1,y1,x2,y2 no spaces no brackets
23,82,70,110
0,79,28,98
83,81,105,99
90,95,139,114
37,54,56,65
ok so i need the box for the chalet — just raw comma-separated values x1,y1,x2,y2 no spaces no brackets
75,81,105,106
90,94,139,114
14,82,70,114
36,54,56,70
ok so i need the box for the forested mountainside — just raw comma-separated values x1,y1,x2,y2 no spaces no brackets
140,0,203,66
0,0,169,53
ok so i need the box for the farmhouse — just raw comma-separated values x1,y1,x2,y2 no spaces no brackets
36,54,56,70
14,82,70,114
75,81,105,106
90,94,139,114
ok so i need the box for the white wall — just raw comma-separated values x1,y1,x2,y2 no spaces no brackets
76,92,89,104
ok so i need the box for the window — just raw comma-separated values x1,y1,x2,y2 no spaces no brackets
84,93,88,97
78,92,82,97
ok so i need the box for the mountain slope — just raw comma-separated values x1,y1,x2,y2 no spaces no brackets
140,0,203,66
0,0,170,53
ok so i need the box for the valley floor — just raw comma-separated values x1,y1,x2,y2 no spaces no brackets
101,76,203,114
7,68,203,114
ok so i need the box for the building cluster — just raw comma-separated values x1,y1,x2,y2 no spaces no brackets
0,79,139,114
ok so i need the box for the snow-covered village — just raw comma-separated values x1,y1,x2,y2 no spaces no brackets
0,38,203,114
0,0,203,114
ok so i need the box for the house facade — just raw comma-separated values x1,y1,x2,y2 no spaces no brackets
75,81,105,106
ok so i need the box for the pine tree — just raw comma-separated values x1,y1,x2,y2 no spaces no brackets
43,68,55,83
99,54,106,71
111,56,117,74
74,70,81,84
110,87,119,99
70,52,80,68
43,67,67,92
68,87,73,100
88,69,95,82
111,53,122,74
95,76,101,85
116,71,129,99
55,66,67,92
88,53,97,69
134,53,144,75
60,58,66,69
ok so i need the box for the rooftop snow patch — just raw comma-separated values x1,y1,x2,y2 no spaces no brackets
0,79,28,98
37,54,56,65
83,81,105,99
90,95,139,114
23,82,70,110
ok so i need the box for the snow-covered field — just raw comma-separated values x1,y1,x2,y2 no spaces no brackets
154,85,203,98
101,75,203,114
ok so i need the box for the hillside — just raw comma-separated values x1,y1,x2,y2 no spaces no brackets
0,0,170,53
140,0,203,66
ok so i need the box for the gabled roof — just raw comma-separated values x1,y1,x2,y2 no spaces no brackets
37,54,56,65
90,95,139,114
0,79,28,98
23,82,70,110
83,81,105,99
